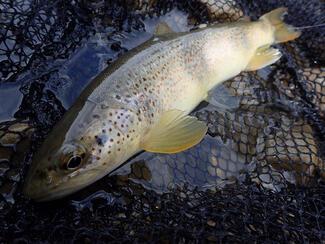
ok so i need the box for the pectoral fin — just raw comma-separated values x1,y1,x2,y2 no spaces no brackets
245,46,282,71
141,110,207,153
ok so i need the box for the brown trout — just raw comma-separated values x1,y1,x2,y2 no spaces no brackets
23,8,300,201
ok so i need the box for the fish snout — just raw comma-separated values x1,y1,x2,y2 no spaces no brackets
23,166,57,201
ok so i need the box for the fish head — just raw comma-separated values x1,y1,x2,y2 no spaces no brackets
23,138,93,201
23,106,140,201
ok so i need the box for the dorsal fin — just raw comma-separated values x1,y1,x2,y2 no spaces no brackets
154,22,175,36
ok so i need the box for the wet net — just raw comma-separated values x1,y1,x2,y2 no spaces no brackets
0,0,325,242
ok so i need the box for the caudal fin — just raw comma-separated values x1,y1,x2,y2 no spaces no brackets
260,7,301,43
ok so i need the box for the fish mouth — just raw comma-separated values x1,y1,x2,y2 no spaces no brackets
23,181,80,202
23,167,106,202
23,172,85,202
24,189,66,202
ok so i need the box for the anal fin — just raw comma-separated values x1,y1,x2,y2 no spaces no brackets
245,46,282,71
205,84,240,110
141,110,207,153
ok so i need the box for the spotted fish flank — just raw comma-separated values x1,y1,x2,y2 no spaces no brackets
23,8,300,201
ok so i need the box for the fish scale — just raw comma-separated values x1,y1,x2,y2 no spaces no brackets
90,33,208,118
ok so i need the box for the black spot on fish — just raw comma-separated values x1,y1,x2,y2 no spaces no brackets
96,134,108,146
93,114,100,118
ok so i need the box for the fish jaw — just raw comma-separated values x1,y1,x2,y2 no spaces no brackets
23,167,96,201
23,151,136,202
23,140,141,202
23,107,143,201
22,142,105,201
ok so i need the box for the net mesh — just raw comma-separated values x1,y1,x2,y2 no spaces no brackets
0,0,325,242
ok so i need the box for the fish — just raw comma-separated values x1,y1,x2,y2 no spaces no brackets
23,7,300,201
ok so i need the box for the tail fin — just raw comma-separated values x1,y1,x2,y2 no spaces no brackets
260,7,301,43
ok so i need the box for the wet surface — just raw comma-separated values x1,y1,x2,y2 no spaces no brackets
0,0,325,242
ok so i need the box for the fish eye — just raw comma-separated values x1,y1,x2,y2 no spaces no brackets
66,156,82,170
59,143,87,170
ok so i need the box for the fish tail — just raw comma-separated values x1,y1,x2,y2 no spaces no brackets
260,7,301,43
